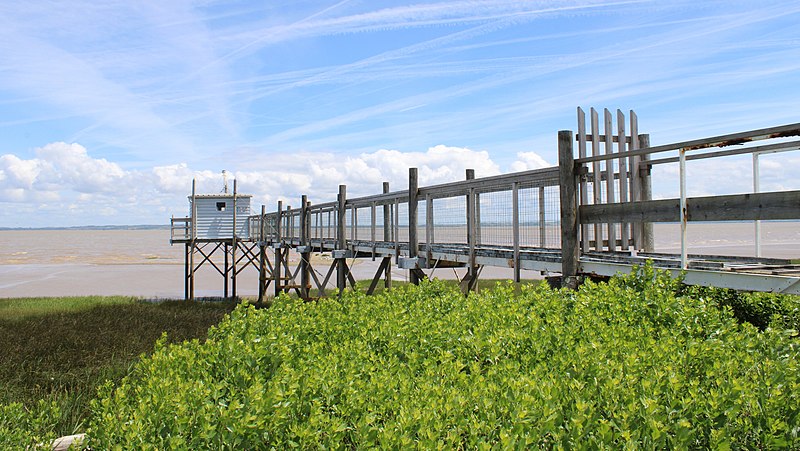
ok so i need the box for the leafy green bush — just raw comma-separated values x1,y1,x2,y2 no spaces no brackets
87,269,800,449
684,285,800,331
0,400,60,450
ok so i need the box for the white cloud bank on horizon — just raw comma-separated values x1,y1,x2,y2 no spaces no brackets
0,142,552,226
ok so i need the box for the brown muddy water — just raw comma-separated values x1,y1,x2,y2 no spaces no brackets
1,222,797,298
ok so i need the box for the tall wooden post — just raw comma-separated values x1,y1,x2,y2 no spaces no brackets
512,181,520,283
189,179,196,302
283,205,291,292
300,195,311,300
639,134,655,253
559,130,580,289
382,182,392,290
184,242,190,301
257,204,266,305
232,180,238,300
465,169,478,292
223,242,229,298
408,168,421,285
274,200,282,298
337,185,347,297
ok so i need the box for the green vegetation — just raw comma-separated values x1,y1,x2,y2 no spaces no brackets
683,285,800,331
0,295,133,320
0,297,236,440
86,267,799,449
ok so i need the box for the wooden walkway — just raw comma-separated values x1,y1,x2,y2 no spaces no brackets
171,108,800,299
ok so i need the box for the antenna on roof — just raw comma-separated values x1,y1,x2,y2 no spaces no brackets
222,170,229,194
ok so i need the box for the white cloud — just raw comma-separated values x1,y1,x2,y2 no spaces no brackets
509,151,552,172
0,142,534,226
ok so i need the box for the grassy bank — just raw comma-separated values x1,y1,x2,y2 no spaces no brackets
0,297,237,438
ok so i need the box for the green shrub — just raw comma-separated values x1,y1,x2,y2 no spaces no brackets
0,400,60,450
87,270,800,449
684,285,800,331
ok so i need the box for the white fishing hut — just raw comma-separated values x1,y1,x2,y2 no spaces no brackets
170,173,263,301
191,193,252,240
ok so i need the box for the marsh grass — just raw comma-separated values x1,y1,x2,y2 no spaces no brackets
0,297,237,436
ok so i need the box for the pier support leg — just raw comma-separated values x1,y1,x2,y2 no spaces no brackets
408,168,421,285
336,185,347,297
224,242,229,299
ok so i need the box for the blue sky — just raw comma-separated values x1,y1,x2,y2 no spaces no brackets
0,0,799,227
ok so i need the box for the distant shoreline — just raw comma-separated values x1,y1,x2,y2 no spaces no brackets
0,224,169,231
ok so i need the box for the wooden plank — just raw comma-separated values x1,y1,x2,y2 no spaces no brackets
645,139,800,167
577,107,589,253
575,135,632,143
576,122,800,164
417,167,560,199
617,109,629,250
629,110,642,249
639,134,655,252
604,108,615,250
579,190,800,223
590,108,602,251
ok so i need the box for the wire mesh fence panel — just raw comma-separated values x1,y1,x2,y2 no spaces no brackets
310,208,336,241
345,206,355,243
431,196,467,244
417,200,428,245
396,201,409,243
477,188,514,247
517,186,561,249
356,206,373,241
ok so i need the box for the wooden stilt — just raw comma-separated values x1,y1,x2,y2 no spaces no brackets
257,205,266,305
223,242,229,299
337,185,347,297
274,200,283,298
383,182,392,290
300,195,311,300
408,168,421,285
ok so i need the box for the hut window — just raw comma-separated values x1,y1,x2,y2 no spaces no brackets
216,202,226,211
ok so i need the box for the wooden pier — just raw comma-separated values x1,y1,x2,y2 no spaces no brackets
171,108,800,299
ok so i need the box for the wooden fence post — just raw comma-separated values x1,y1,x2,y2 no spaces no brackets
300,195,311,300
257,205,267,305
232,179,238,299
512,181,520,283
463,169,479,293
274,200,282,298
559,130,580,289
408,168,421,285
337,184,347,297
188,178,196,302
383,182,392,290
639,134,655,253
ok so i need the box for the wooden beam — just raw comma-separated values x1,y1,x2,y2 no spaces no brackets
576,122,800,164
579,190,800,224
